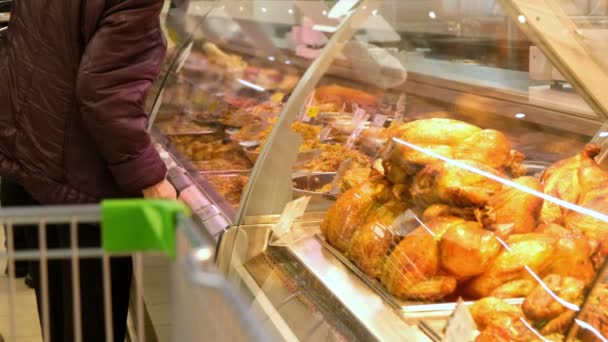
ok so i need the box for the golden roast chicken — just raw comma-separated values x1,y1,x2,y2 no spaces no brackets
320,116,608,328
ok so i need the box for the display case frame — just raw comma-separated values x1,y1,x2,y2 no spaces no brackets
149,1,608,340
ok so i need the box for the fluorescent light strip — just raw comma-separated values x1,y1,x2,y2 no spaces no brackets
237,79,266,92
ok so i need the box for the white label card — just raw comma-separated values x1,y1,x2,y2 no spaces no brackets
328,158,353,195
442,299,475,342
372,114,388,127
272,196,311,238
345,112,370,150
319,126,333,141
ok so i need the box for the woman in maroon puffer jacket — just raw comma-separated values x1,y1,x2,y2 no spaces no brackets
0,0,176,341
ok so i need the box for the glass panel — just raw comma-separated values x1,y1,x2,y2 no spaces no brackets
151,1,353,213
249,0,608,339
555,0,608,71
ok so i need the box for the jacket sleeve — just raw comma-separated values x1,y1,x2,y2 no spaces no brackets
76,0,167,195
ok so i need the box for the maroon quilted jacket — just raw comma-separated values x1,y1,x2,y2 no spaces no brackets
0,0,167,204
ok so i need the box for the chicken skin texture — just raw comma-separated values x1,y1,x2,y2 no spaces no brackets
470,297,523,330
564,185,608,269
380,217,462,300
540,144,608,224
536,224,595,285
477,176,543,239
439,221,502,279
347,199,406,279
387,118,525,176
466,233,557,298
321,176,393,252
522,274,584,323
410,160,503,208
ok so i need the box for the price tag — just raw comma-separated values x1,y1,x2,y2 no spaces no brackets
271,196,311,246
271,92,285,103
306,106,320,118
394,93,407,123
353,106,366,122
298,90,316,121
346,109,370,150
442,299,475,342
328,159,353,195
319,126,332,141
372,114,388,127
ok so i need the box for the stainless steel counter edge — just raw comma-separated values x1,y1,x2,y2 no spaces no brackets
153,140,232,242
287,235,432,341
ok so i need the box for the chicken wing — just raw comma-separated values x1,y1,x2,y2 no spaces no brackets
439,221,502,278
410,160,503,208
477,176,543,239
466,233,557,298
321,176,392,252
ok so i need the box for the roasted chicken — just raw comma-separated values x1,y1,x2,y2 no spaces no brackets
471,275,584,341
387,118,524,176
578,284,608,342
410,160,503,208
422,204,477,222
321,176,393,252
522,274,584,332
470,297,523,330
439,221,502,279
540,143,608,224
466,233,557,298
347,199,406,279
477,176,543,239
380,217,462,300
564,185,608,268
536,224,596,284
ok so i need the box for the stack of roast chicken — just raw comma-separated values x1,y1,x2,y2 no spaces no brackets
321,118,608,340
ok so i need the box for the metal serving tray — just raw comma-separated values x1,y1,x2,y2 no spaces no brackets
315,234,524,315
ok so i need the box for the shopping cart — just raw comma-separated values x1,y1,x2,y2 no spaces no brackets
0,199,269,342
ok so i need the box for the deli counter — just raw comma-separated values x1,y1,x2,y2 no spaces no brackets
150,1,608,340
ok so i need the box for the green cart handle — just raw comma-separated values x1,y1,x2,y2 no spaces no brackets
101,199,190,258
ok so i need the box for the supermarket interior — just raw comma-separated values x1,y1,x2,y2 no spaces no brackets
5,0,608,341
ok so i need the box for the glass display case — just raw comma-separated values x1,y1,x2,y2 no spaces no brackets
150,0,608,340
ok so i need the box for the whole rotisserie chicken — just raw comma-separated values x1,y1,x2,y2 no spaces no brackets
540,143,608,224
347,199,406,279
321,176,393,252
385,118,525,176
466,233,557,298
410,160,503,208
477,176,543,239
380,216,461,300
470,275,584,341
439,221,502,279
